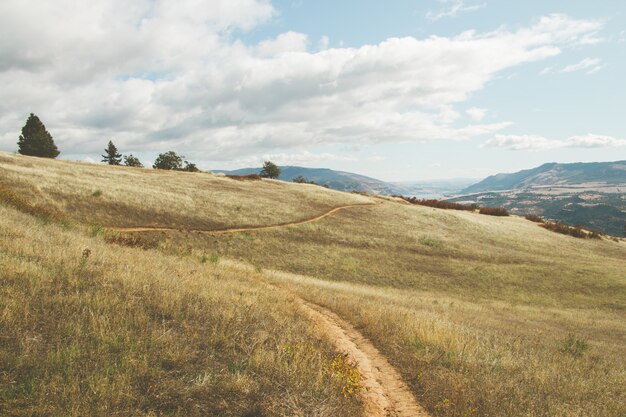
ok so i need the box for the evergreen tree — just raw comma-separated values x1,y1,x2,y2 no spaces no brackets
17,113,60,158
259,161,281,179
101,140,122,165
123,154,143,168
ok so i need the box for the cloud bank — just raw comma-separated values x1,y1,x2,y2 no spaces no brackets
0,1,606,165
484,134,626,150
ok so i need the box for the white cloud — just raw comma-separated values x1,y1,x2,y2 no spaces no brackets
466,107,487,121
426,0,486,21
0,5,606,163
232,151,356,167
560,57,604,74
620,30,626,43
539,66,553,75
484,134,626,150
257,31,309,57
318,36,330,51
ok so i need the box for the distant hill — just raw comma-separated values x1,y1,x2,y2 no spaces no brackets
462,161,626,193
213,166,406,195
452,161,626,236
393,178,478,199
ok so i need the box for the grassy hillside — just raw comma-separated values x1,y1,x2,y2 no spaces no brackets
1,152,625,417
0,153,370,230
0,201,362,416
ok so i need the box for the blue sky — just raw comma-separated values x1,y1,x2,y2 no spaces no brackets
0,0,624,181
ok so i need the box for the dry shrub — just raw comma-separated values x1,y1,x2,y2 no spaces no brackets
524,215,544,223
104,233,160,249
540,221,601,239
394,196,477,211
226,174,262,181
479,207,509,216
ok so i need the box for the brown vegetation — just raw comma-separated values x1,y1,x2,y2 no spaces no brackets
393,196,477,211
478,206,509,216
524,214,544,223
225,173,262,181
540,221,602,239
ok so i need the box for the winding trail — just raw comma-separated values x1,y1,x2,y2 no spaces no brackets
105,197,429,416
104,201,379,234
296,298,430,417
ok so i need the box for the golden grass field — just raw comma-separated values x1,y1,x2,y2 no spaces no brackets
1,152,625,417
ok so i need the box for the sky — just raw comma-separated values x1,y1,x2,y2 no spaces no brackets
0,0,625,181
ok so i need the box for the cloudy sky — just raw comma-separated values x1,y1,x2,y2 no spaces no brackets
1,0,625,181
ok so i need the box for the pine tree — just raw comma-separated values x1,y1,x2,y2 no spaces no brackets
259,161,281,179
17,113,60,158
101,140,122,165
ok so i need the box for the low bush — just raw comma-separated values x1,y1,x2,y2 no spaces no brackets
393,196,478,211
561,334,589,358
226,174,262,181
479,207,509,216
104,233,160,249
524,215,544,223
540,221,601,239
293,176,317,185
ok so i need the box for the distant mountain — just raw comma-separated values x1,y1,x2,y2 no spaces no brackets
451,161,626,236
462,161,626,194
213,166,407,195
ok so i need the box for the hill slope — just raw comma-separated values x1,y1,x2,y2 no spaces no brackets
454,161,626,236
1,152,625,417
462,160,626,193
214,166,406,195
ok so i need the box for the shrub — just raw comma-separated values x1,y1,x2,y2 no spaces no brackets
91,189,103,197
525,215,544,223
479,207,509,216
104,233,159,250
226,174,261,181
560,334,589,358
293,176,317,185
393,196,477,211
540,221,601,239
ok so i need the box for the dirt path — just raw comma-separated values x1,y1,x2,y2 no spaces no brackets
104,202,379,234
297,298,430,417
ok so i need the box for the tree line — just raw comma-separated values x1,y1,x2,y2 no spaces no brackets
15,113,282,179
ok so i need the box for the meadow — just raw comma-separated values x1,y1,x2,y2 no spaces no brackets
1,152,625,417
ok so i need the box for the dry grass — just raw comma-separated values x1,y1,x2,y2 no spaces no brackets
165,203,626,416
2,153,625,417
0,205,362,417
262,270,626,417
0,152,370,230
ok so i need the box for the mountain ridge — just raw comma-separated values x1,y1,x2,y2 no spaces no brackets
462,160,626,193
213,166,407,195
